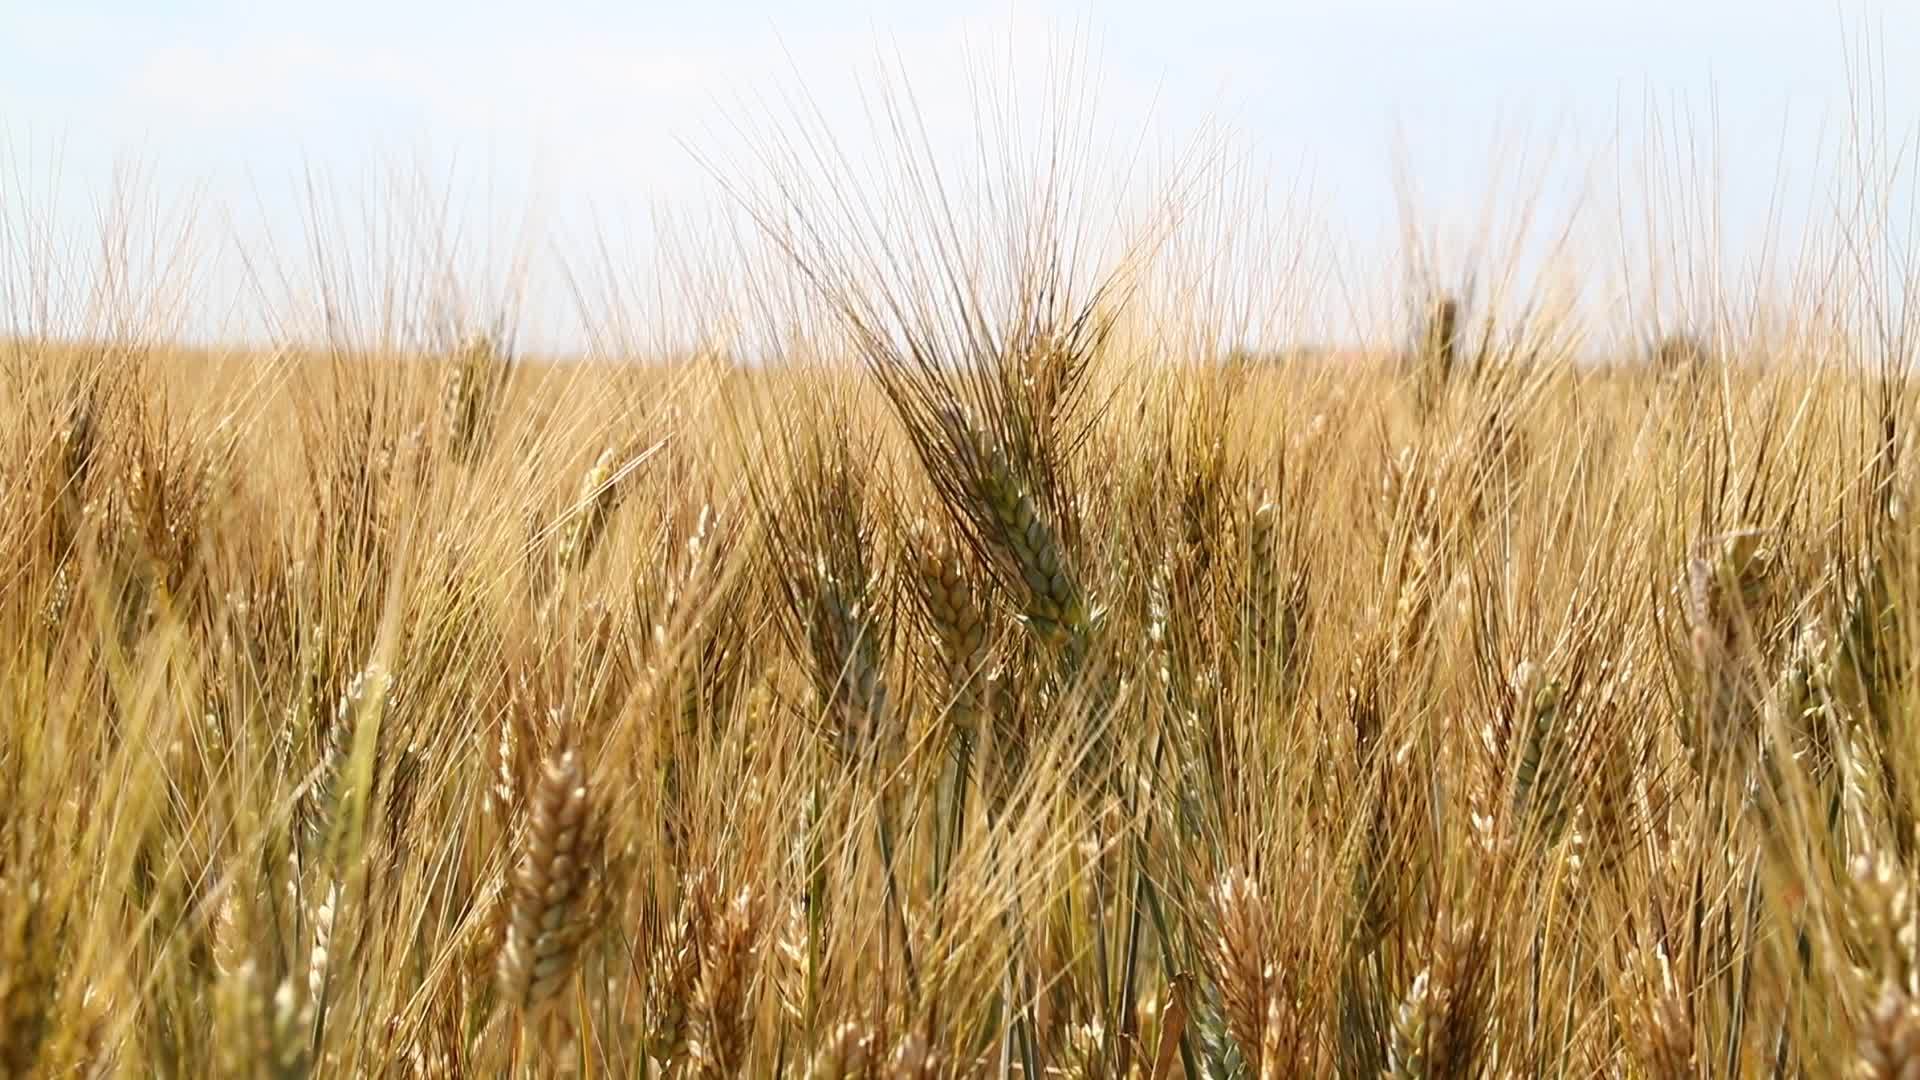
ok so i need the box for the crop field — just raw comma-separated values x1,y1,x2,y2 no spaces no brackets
5,76,1920,1079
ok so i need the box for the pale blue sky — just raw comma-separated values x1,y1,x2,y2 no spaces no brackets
3,1,1916,351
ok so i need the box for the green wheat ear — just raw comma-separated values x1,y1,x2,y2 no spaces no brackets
942,411,1095,666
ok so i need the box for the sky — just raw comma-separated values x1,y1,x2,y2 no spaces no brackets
2,0,1917,352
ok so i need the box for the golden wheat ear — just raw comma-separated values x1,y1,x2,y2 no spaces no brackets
441,331,516,465
689,883,768,1077
908,520,992,727
495,747,602,1020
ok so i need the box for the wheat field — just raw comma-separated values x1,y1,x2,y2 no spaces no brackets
5,79,1920,1079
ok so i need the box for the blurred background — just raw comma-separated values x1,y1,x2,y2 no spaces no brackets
4,0,1916,354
